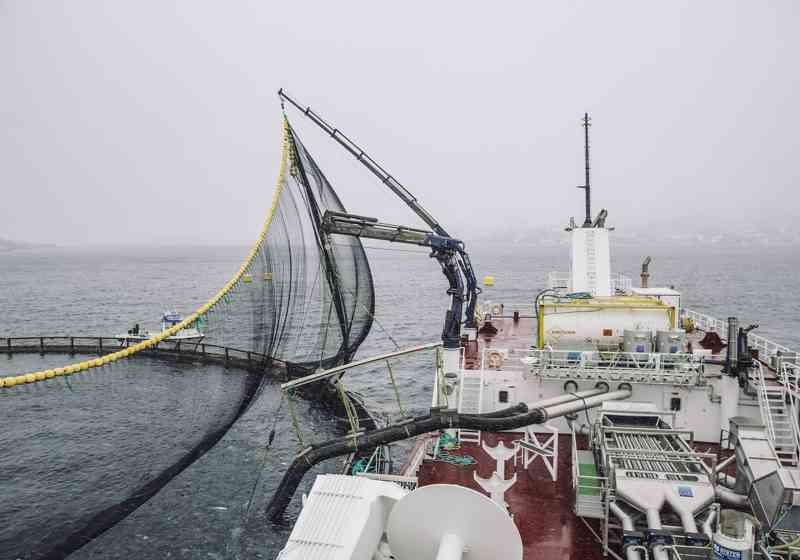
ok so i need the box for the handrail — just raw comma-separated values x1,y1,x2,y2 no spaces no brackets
571,426,609,515
0,120,291,389
547,271,633,294
481,346,702,385
779,361,800,465
681,308,793,364
755,362,778,445
281,341,441,391
785,386,800,467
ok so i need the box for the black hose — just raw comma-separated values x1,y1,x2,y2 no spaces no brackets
265,402,535,521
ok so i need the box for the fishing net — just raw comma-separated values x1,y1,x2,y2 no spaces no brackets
0,119,374,559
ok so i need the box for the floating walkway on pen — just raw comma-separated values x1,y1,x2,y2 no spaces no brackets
2,336,286,375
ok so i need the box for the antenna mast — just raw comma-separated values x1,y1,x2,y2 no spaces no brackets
578,112,592,227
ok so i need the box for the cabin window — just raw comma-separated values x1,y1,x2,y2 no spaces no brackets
602,328,613,337
498,390,509,403
670,397,682,411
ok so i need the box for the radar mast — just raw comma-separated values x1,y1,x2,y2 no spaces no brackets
577,112,592,227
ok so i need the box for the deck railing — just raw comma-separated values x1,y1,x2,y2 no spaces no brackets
755,362,778,445
681,308,792,364
479,346,702,385
547,272,633,294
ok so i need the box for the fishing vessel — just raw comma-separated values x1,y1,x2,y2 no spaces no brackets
115,311,204,343
270,94,800,560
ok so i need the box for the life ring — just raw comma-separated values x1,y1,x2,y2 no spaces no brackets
486,350,504,369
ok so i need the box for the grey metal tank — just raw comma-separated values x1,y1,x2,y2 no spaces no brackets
655,330,686,354
623,330,653,353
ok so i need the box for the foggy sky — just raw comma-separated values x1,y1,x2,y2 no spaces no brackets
1,1,798,246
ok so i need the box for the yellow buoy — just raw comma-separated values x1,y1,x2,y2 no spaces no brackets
483,275,495,287
34,371,46,381
25,373,36,383
45,370,56,379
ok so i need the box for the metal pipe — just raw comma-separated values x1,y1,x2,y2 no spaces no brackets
714,455,736,473
646,509,670,560
609,503,643,560
665,491,699,533
727,317,739,373
717,473,737,488
646,508,662,530
610,502,634,531
281,341,442,390
541,389,632,421
703,507,717,540
717,486,749,508
529,387,607,409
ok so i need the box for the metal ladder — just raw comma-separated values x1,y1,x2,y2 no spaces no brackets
764,386,799,467
585,232,597,294
457,370,484,444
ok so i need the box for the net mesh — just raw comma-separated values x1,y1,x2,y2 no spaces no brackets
0,119,374,558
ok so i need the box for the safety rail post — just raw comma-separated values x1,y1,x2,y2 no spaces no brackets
224,347,229,368
7,337,11,356
39,337,44,355
98,337,103,354
201,343,206,358
247,351,252,370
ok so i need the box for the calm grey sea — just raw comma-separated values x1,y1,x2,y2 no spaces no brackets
1,243,798,559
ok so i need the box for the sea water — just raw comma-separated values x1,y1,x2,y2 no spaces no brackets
1,243,798,559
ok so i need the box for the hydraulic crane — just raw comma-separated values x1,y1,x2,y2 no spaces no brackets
279,89,480,349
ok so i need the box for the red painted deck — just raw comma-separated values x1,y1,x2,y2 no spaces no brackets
415,310,737,558
417,432,603,559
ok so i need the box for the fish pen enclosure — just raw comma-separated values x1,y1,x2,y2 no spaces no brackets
0,120,376,559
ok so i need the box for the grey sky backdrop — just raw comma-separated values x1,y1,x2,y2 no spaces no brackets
1,1,798,246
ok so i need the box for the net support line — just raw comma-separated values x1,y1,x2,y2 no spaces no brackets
0,120,292,390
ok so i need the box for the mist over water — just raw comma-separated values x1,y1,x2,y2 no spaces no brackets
1,242,798,558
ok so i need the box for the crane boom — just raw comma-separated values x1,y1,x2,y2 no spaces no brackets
277,88,480,344
278,89,448,237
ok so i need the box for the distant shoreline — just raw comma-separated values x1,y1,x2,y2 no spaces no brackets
0,239,55,252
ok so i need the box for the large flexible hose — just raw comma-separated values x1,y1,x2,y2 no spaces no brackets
266,387,631,520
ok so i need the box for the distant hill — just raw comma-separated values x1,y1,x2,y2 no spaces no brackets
0,238,49,252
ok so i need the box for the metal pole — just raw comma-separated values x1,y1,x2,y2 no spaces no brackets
282,341,442,391
582,113,592,227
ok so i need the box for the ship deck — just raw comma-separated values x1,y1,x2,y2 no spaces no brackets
413,310,749,559
417,432,601,559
